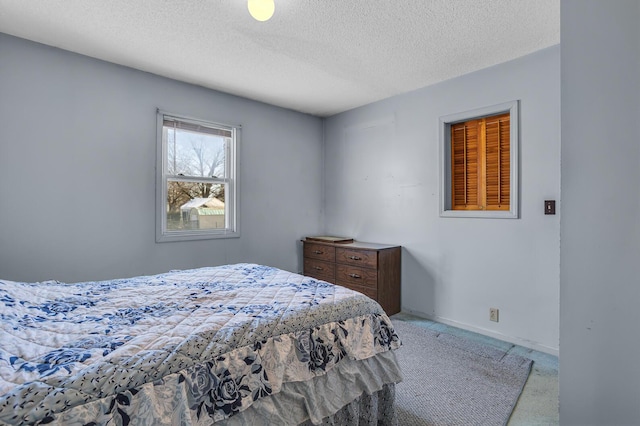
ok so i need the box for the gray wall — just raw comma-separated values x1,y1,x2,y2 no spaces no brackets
560,0,640,424
0,34,323,283
324,46,561,354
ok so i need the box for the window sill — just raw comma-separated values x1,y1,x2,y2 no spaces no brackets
440,210,518,219
156,230,240,243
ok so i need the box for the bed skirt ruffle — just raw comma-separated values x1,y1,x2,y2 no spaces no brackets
222,350,401,425
303,383,397,426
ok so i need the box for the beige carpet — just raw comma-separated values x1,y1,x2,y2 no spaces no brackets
392,320,532,426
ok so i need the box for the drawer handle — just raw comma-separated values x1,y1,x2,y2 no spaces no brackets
314,266,323,271
349,273,361,279
313,250,323,254
348,255,361,261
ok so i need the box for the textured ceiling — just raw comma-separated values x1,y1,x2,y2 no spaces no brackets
0,0,559,117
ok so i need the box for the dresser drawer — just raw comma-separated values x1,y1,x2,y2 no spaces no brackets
304,243,336,262
336,264,377,289
339,282,378,300
304,258,336,283
336,247,377,269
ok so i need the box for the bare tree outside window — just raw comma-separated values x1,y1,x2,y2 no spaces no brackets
165,129,227,220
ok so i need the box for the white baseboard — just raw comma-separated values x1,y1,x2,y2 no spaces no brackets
401,308,559,357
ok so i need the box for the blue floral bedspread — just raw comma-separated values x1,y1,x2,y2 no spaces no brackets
0,263,400,425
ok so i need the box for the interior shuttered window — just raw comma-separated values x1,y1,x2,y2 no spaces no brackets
451,113,510,211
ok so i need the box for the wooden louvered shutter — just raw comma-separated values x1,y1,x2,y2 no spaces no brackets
451,113,510,211
484,113,510,210
451,119,481,210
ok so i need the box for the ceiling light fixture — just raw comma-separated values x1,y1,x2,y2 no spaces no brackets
248,0,275,22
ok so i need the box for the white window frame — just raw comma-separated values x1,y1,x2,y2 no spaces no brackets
439,100,519,219
156,110,240,242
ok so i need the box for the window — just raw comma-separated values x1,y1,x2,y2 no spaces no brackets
156,111,239,242
440,101,519,218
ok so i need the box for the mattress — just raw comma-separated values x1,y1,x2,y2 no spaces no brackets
0,263,402,425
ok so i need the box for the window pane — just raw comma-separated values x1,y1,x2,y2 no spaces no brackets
166,181,226,231
165,126,227,178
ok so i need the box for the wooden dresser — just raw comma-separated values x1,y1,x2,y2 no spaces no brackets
302,238,401,315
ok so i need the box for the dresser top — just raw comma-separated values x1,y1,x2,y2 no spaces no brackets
302,238,400,250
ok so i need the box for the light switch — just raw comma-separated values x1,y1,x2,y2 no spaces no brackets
545,200,556,215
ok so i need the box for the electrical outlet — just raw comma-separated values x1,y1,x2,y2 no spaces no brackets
490,308,499,322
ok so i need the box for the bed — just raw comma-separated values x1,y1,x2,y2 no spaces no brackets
0,263,402,425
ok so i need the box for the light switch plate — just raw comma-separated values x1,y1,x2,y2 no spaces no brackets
545,200,556,215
